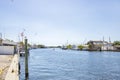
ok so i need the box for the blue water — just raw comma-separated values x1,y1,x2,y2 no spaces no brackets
20,48,120,80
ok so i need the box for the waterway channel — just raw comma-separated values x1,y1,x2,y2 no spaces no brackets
20,48,120,80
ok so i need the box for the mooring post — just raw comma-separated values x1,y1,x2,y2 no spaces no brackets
25,38,29,79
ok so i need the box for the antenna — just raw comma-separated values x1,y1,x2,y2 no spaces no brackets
18,34,20,42
3,33,5,39
83,38,87,44
0,33,2,39
109,36,111,43
103,36,104,42
66,40,68,45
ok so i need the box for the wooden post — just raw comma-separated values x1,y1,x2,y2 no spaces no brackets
25,38,29,79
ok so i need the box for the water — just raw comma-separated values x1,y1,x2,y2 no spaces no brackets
20,48,120,80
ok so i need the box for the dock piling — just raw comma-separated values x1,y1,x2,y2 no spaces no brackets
25,38,29,79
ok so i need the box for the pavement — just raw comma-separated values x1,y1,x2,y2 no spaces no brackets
0,54,19,80
0,55,13,80
5,54,19,80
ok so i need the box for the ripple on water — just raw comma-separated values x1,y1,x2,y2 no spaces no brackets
20,49,120,80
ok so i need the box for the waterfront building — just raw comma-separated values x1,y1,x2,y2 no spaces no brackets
0,39,17,55
87,40,114,51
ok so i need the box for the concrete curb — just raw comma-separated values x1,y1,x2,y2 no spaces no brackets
5,54,19,80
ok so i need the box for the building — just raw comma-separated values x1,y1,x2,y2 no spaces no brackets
2,40,17,46
0,39,18,54
87,40,114,51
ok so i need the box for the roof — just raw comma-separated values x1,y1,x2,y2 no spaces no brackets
88,40,108,44
114,45,120,48
2,40,17,46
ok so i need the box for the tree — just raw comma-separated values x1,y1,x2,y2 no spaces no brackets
37,44,45,48
67,44,72,49
78,45,84,50
113,41,120,46
19,41,24,46
27,43,31,47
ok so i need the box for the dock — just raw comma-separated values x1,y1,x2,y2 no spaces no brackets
0,54,19,80
0,38,29,80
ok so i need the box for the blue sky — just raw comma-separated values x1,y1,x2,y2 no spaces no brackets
0,0,120,46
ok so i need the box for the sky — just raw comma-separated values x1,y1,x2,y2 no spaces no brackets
0,0,120,46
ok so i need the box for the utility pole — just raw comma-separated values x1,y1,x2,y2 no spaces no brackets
102,36,105,51
0,33,2,45
25,38,29,79
109,37,111,43
103,36,104,42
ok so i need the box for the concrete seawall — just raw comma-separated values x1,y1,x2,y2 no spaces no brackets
0,54,19,80
0,55,13,80
5,54,19,80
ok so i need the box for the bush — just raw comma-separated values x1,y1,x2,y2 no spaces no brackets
37,44,45,48
78,45,84,50
113,41,120,46
67,44,72,49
